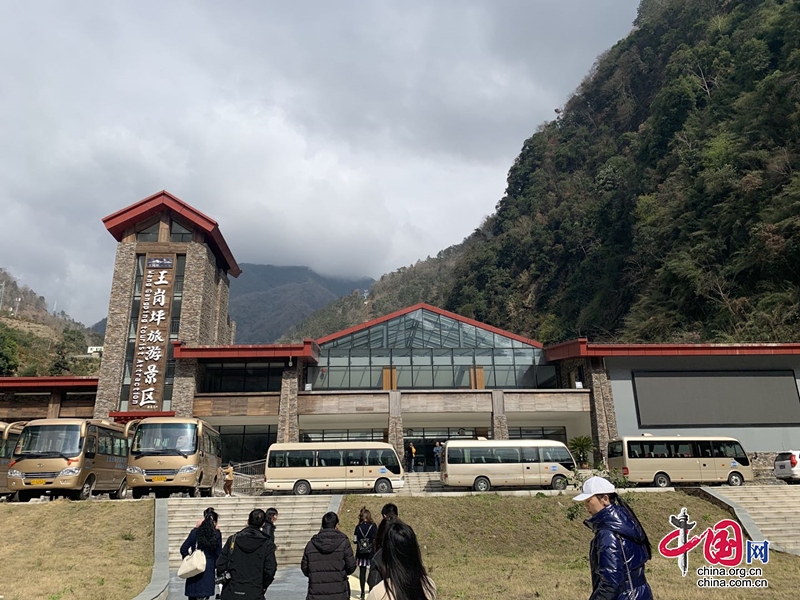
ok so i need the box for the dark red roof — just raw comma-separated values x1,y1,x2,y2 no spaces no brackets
172,339,320,363
545,338,800,361
0,376,99,392
102,190,241,277
316,303,543,348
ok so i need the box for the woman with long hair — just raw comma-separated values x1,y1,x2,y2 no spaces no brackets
180,507,223,600
573,477,653,600
353,507,377,600
367,519,436,600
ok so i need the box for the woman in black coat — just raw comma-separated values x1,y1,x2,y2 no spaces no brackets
180,507,223,600
353,507,377,600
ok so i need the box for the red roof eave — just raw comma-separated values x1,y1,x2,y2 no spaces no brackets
0,376,99,392
316,303,543,348
545,339,800,361
172,339,320,363
101,190,241,277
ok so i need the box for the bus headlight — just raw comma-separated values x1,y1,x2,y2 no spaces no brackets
58,467,82,477
127,466,144,475
7,469,22,478
177,465,198,474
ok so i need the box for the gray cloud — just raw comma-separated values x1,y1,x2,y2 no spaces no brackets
0,0,638,325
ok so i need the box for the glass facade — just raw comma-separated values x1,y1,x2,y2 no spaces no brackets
219,424,277,463
201,363,284,393
307,308,557,390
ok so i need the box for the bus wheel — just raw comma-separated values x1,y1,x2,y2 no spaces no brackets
199,486,212,497
727,472,744,486
75,476,96,501
653,472,671,488
374,478,392,494
14,491,32,503
293,480,312,496
132,488,145,500
110,480,128,500
551,475,568,491
473,476,491,492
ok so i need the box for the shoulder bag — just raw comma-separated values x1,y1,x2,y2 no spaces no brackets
178,547,207,579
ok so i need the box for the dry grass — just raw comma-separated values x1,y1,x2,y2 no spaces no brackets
341,492,800,599
0,499,153,600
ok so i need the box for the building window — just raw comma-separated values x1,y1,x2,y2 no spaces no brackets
506,426,567,445
202,363,284,393
136,223,160,242
170,220,193,242
219,425,277,463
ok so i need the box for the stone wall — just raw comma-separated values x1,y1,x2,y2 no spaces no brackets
277,362,301,443
181,242,219,345
387,391,404,459
491,390,509,440
94,243,137,418
172,358,198,418
214,271,233,344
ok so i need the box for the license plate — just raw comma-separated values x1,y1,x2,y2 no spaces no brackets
151,476,167,482
780,465,786,469
30,479,46,485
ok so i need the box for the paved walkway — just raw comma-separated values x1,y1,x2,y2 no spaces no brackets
168,568,365,599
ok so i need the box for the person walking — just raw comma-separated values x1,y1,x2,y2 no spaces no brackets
432,442,442,472
301,511,356,600
353,507,377,600
366,503,398,590
216,509,277,600
366,520,436,600
405,443,416,473
222,463,235,497
180,507,222,600
262,507,278,541
573,476,654,600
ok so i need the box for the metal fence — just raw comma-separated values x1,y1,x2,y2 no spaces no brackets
215,459,268,496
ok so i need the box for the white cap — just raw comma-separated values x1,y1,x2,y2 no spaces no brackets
573,476,616,501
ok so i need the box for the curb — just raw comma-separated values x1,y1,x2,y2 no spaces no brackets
132,498,170,600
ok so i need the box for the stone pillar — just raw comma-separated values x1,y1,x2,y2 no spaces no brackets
387,391,404,460
47,391,63,419
491,390,509,440
172,358,198,418
277,363,300,443
95,243,137,418
586,357,618,467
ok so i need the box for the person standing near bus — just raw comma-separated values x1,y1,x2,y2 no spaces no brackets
222,463,234,497
353,507,377,600
180,507,222,600
406,443,416,473
573,477,653,600
432,442,442,472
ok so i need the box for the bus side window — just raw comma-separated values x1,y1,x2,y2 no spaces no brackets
522,447,539,463
448,448,463,465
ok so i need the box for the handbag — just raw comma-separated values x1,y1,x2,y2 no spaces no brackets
178,547,207,579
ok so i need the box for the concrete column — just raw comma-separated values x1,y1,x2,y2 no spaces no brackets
47,391,63,419
491,390,509,440
277,363,300,443
387,390,404,460
586,357,618,467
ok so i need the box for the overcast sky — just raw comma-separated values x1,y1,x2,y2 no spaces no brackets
0,0,639,326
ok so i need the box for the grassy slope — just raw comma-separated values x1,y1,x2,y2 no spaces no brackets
341,492,799,599
0,500,153,600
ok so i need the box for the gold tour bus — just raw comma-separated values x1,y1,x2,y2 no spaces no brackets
607,435,754,487
441,438,576,492
0,421,27,500
7,418,133,502
264,441,405,495
126,417,221,499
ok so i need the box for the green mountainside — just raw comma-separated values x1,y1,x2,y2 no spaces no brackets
279,241,473,342
0,269,103,377
444,0,800,344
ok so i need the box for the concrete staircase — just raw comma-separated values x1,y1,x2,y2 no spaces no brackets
167,495,335,572
398,471,444,495
713,484,800,554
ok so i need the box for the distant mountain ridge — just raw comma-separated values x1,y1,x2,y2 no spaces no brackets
228,264,373,343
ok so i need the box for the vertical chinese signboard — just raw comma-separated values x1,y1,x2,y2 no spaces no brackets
129,255,176,410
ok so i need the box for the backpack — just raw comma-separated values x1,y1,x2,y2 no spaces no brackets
356,524,375,557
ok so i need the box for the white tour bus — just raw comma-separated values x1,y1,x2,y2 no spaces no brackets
607,435,753,487
264,441,405,495
441,438,576,492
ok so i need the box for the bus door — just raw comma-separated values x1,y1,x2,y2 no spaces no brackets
540,445,574,485
345,449,367,490
96,428,119,490
695,441,719,482
317,449,348,491
493,447,525,487
84,428,98,483
522,446,542,486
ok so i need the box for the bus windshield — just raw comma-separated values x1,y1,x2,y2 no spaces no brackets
14,425,83,457
0,433,20,458
131,423,197,456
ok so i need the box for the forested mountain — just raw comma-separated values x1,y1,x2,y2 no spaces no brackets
279,241,472,342
228,264,373,343
443,0,800,344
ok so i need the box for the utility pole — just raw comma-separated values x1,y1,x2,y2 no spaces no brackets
13,297,21,318
0,281,4,312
